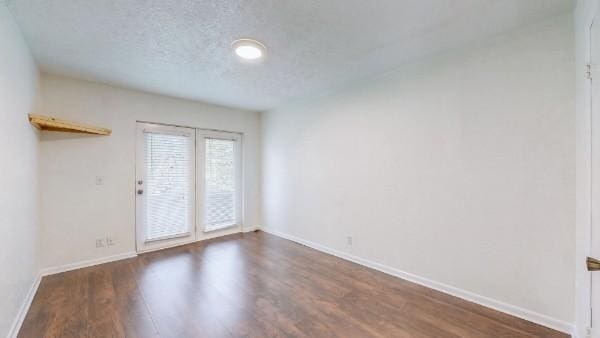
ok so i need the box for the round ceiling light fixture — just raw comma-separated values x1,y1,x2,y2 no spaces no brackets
232,38,266,61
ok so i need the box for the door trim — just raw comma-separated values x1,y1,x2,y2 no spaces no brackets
587,2,600,335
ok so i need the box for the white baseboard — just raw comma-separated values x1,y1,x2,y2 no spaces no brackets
40,251,138,277
260,227,574,336
7,273,42,338
39,228,259,275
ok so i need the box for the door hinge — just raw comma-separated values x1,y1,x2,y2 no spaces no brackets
587,64,593,80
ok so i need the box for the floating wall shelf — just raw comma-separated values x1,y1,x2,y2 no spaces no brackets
28,114,111,135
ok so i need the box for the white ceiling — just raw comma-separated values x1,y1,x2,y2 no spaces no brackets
7,0,574,111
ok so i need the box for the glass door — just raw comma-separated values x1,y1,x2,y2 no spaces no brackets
136,123,196,252
196,130,243,240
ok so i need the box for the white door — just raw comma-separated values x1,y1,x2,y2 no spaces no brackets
591,4,600,333
196,130,243,240
136,123,196,252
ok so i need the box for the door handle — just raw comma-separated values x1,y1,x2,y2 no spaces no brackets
137,189,143,195
587,257,600,271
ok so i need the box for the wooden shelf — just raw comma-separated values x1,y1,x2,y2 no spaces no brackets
29,114,111,135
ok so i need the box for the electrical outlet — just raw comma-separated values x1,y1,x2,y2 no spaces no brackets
106,237,115,246
95,239,105,248
347,236,353,246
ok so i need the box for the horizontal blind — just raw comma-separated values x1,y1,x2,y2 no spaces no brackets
205,138,236,230
145,132,193,240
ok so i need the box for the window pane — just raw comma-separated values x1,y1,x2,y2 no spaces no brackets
205,138,236,229
145,132,193,240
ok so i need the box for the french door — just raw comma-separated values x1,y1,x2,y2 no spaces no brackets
196,130,242,236
136,122,242,252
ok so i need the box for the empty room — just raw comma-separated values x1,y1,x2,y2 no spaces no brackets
2,0,599,337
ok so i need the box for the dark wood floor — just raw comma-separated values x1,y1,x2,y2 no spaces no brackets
19,231,566,338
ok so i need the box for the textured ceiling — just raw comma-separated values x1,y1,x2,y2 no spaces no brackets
7,0,574,111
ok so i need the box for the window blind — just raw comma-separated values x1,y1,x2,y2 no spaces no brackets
145,132,193,241
205,138,236,230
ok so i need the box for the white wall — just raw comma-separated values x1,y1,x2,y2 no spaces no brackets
34,74,261,270
575,1,599,336
262,14,575,328
0,3,40,337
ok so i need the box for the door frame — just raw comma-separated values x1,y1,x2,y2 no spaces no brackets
586,1,600,335
134,121,245,253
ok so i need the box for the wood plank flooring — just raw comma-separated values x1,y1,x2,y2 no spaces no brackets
19,231,567,337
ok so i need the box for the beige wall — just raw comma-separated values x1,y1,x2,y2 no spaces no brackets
0,3,40,337
34,74,261,270
262,14,575,329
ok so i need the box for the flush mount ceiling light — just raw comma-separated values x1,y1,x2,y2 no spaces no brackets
232,39,266,61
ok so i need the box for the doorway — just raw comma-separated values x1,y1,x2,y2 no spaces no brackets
135,122,243,253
